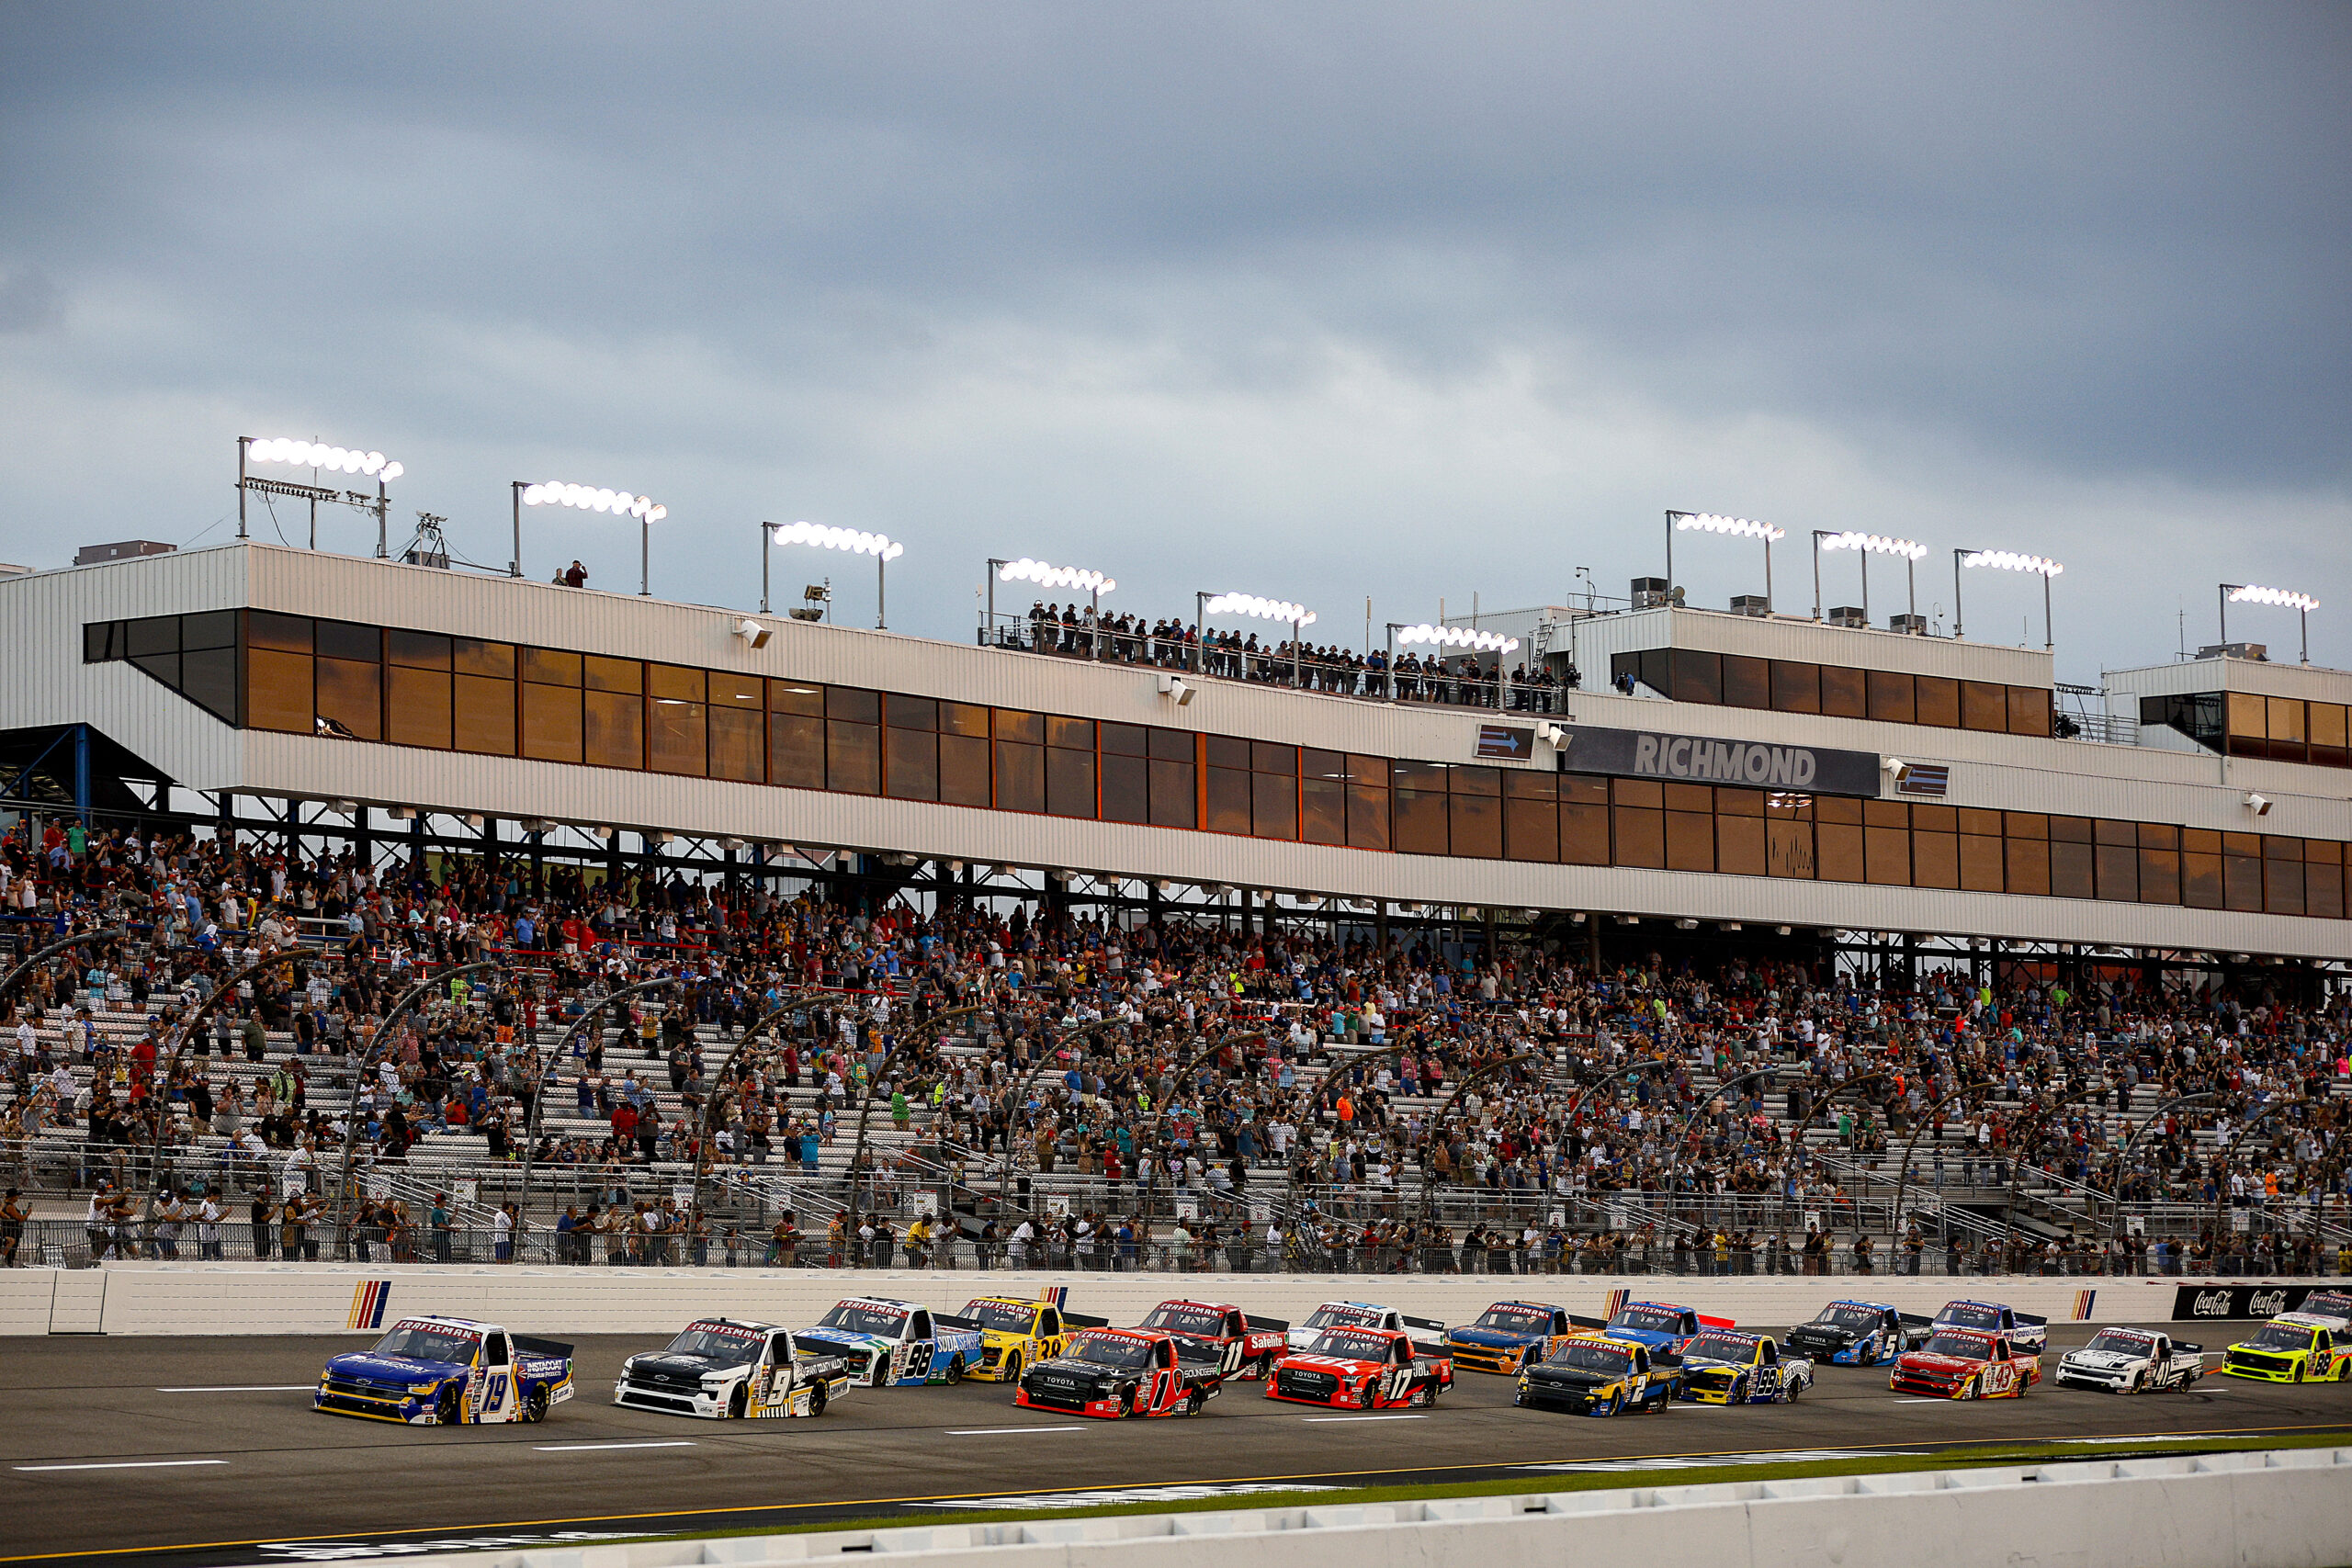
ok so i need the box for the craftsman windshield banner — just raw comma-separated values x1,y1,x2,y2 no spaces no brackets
1556,726,1883,797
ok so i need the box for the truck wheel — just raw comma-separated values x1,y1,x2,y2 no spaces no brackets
1412,1380,1435,1408
526,1384,550,1424
945,1356,965,1385
808,1382,828,1416
1002,1352,1021,1386
1184,1387,1207,1416
1118,1386,1136,1417
1251,1354,1272,1381
1730,1375,1749,1405
729,1384,749,1419
1962,1376,1979,1401
436,1385,462,1426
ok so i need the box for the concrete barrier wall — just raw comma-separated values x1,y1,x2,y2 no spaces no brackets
5,1261,2294,1336
395,1449,2352,1568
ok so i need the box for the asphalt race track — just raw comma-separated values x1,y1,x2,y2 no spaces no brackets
1,1321,2345,1565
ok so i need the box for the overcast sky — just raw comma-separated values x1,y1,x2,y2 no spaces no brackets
3,3,2346,682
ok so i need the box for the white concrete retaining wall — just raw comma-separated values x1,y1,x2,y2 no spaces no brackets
401,1448,2352,1568
5,1263,2321,1336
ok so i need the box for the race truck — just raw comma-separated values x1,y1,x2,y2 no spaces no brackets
1445,1301,1589,1375
1675,1330,1814,1404
794,1297,985,1388
2054,1327,2207,1394
1514,1331,1677,1416
1932,1299,2048,1354
1012,1327,1224,1417
316,1315,574,1426
1599,1300,1730,1359
1781,1300,1932,1367
958,1295,1107,1384
1135,1299,1290,1380
2297,1290,2352,1330
1890,1327,2041,1399
2222,1314,2352,1383
1285,1301,1445,1351
1266,1324,1453,1410
614,1318,853,1418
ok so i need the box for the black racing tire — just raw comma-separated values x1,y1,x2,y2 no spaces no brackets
1184,1386,1207,1416
1730,1375,1749,1405
1250,1354,1272,1382
945,1355,965,1386
1002,1352,1021,1387
526,1383,550,1424
1118,1385,1136,1417
1411,1380,1436,1408
1783,1377,1802,1403
1962,1376,1979,1401
808,1381,828,1417
435,1384,462,1426
1594,1392,1621,1418
729,1383,749,1419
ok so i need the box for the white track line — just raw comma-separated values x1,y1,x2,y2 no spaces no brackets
157,1385,314,1393
948,1426,1089,1436
1301,1414,1429,1423
16,1459,229,1472
533,1440,698,1452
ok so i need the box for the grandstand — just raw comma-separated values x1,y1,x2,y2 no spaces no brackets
0,538,2346,1273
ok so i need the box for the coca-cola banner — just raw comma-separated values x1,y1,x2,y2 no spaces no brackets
2171,1283,2324,1321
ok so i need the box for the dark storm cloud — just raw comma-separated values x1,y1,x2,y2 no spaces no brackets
0,2,2345,670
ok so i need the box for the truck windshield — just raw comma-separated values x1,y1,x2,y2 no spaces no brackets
1474,1306,1555,1335
1611,1308,1682,1334
1922,1334,1992,1360
963,1301,1039,1333
1305,1304,1380,1330
1069,1335,1155,1371
1939,1304,2002,1330
1307,1329,1394,1359
817,1303,909,1336
2083,1330,2154,1356
1544,1340,1633,1375
1822,1304,1883,1331
1685,1334,1756,1363
2244,1323,2313,1352
370,1324,480,1363
1142,1303,1227,1335
663,1324,765,1365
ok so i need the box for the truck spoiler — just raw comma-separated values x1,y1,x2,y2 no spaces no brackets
1064,1312,1111,1328
512,1335,574,1359
1899,1313,1932,1327
2016,1313,2048,1326
1248,1315,1289,1332
1567,1314,1609,1330
2174,1341,2203,1354
1403,1315,1446,1334
933,1314,983,1331
1411,1339,1453,1360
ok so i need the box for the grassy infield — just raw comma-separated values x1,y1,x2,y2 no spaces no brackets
653,1427,2352,1544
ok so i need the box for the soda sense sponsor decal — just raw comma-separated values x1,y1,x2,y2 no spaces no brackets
2172,1285,2318,1321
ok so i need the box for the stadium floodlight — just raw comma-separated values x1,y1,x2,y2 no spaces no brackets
238,435,404,554
1196,590,1319,683
995,557,1115,594
2221,582,2320,665
1813,528,1928,626
767,519,904,628
1394,623,1521,655
1668,510,1787,612
517,479,668,592
1955,547,2064,648
984,556,1116,649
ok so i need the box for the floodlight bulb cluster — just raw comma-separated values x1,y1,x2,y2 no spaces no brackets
997,558,1114,593
2228,583,2319,612
1819,530,1928,561
1673,512,1786,542
1962,549,2064,577
523,482,666,522
771,519,903,560
1396,624,1521,653
1204,592,1316,626
249,438,401,481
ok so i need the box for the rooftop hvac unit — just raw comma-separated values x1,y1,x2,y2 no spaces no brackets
1630,575,1670,609
1729,594,1771,617
2196,642,2268,661
1888,613,1927,636
1827,604,1870,628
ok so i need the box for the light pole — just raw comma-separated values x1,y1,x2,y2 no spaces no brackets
241,437,401,556
1814,531,1926,626
519,481,666,592
1668,513,1784,612
1956,548,2063,648
1196,591,1317,683
769,521,905,630
2222,583,2320,665
991,557,1117,656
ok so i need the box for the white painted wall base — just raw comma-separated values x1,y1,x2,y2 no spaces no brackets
5,1262,2321,1337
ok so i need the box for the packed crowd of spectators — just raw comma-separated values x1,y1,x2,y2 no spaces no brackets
1007,601,1578,713
3,810,2348,1275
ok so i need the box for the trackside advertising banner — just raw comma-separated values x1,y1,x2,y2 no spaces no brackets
2172,1284,2325,1322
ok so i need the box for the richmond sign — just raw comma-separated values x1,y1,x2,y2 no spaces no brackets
1557,726,1883,798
